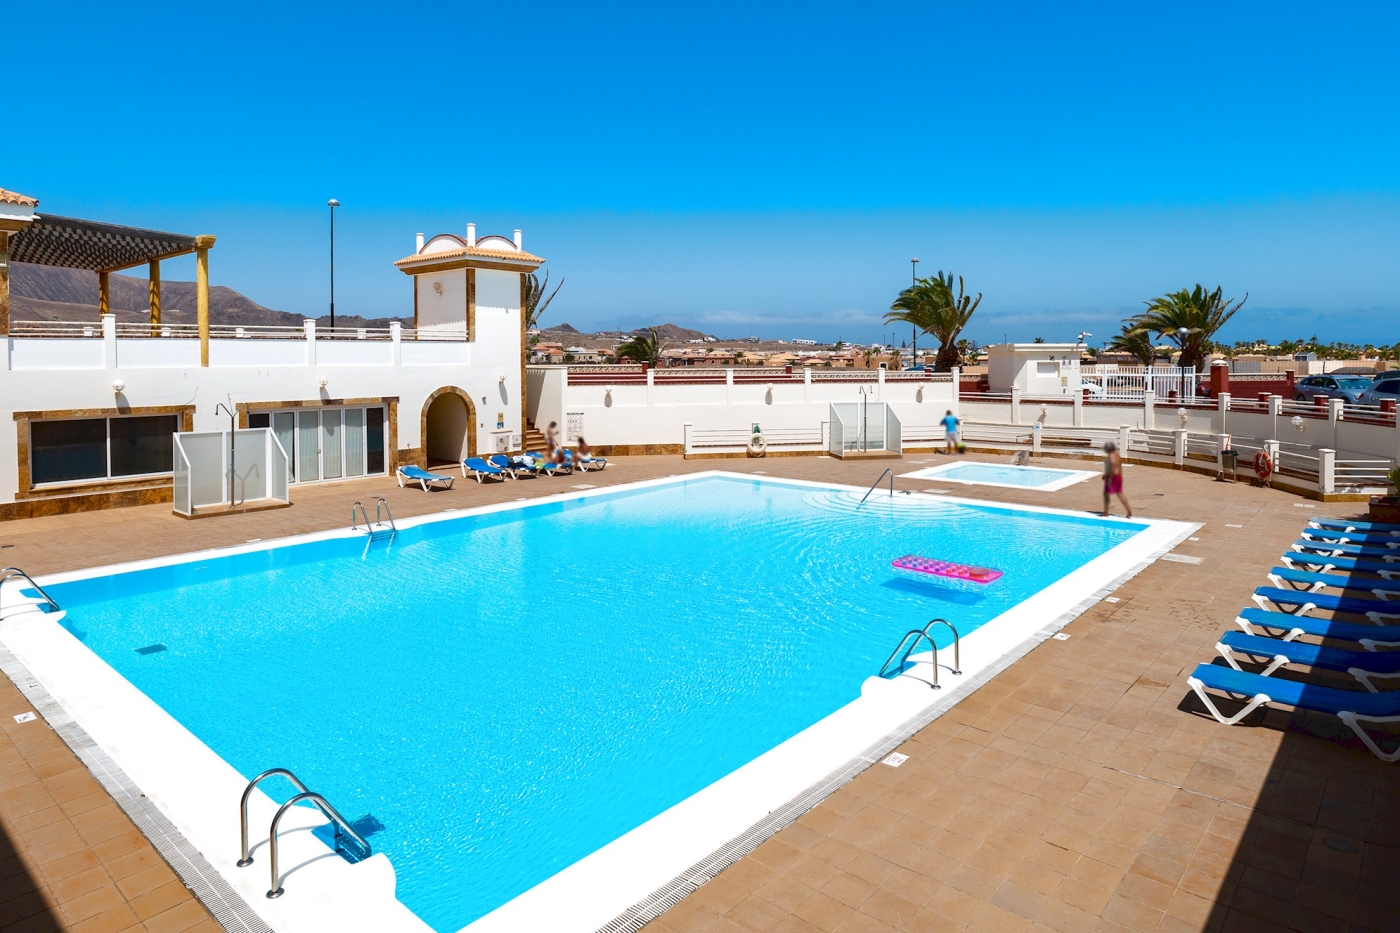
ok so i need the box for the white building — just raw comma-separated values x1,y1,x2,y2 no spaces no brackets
0,187,542,520
986,343,1085,397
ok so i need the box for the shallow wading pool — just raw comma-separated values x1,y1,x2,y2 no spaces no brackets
4,474,1191,933
901,461,1099,490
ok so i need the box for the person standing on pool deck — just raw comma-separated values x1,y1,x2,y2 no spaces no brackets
545,421,560,457
940,410,961,455
1102,441,1133,518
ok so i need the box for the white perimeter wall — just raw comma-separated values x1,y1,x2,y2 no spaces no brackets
527,368,959,446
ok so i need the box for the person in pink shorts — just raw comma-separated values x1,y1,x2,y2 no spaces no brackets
1102,441,1133,518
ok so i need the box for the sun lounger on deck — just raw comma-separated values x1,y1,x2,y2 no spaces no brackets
1310,517,1400,536
397,465,454,491
1187,663,1400,761
1279,552,1400,579
1291,539,1400,561
1252,586,1400,624
1215,630,1400,692
1302,529,1400,548
1235,607,1400,650
489,455,530,477
462,457,509,483
1267,567,1400,600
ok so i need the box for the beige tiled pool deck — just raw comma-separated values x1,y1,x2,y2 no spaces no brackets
1,454,1396,933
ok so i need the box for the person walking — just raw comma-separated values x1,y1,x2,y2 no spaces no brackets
1102,441,1133,518
940,410,961,455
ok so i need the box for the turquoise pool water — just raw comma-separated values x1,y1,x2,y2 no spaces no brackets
913,462,1085,488
47,476,1140,931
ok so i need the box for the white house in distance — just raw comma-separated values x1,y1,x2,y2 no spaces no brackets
986,343,1085,397
0,185,540,520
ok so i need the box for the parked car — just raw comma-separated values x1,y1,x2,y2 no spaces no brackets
1293,374,1374,404
1358,373,1400,407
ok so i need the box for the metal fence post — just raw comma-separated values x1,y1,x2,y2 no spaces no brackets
1118,424,1131,455
1032,422,1042,455
1318,447,1336,495
1143,390,1155,430
1216,391,1230,436
1173,429,1187,467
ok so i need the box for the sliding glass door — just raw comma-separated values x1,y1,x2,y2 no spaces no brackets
248,406,387,485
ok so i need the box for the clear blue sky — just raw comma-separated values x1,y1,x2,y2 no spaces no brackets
6,1,1400,347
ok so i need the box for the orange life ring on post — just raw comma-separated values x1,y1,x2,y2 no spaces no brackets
1253,450,1273,480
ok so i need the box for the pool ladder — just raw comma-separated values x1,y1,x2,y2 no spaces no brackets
878,618,962,689
858,469,895,507
237,768,372,899
0,567,60,620
351,497,396,542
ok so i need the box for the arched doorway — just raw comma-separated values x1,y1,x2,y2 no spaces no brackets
421,387,476,468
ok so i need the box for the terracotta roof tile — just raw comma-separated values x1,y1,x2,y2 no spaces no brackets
0,187,39,207
394,244,545,268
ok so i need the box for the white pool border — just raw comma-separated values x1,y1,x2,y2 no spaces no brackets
0,471,1197,933
899,461,1099,491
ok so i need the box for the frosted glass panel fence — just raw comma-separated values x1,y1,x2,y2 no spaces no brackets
828,402,901,453
171,428,291,516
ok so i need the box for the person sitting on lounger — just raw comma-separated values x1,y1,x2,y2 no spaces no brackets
1102,441,1133,518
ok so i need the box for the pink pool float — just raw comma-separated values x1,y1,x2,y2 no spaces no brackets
891,556,1003,584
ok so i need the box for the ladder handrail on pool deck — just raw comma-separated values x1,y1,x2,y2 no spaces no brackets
350,500,372,531
374,496,397,536
350,498,396,542
0,567,60,618
237,768,372,898
858,469,895,507
878,618,962,689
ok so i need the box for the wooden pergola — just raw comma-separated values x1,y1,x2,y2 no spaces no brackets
0,187,217,364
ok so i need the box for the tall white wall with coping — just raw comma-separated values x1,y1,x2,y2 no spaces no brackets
527,367,959,446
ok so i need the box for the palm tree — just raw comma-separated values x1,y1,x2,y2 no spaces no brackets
885,272,982,371
1106,324,1157,367
615,327,663,366
522,271,564,345
1127,284,1245,371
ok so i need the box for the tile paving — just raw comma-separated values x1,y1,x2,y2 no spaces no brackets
0,452,1394,932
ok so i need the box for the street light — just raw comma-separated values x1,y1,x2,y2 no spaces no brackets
910,258,919,370
327,199,340,328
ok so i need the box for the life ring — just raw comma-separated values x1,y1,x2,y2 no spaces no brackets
747,433,767,456
1253,450,1273,480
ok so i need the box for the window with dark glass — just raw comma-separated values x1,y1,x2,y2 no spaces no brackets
366,407,385,474
247,412,270,429
110,416,178,477
30,419,108,485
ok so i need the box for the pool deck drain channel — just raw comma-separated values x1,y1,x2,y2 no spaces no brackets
594,519,1199,933
0,641,274,933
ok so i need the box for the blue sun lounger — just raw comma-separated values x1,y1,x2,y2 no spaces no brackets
397,465,454,491
1253,586,1400,624
1302,529,1400,548
1310,517,1400,536
1235,607,1400,650
1215,630,1400,692
1187,663,1400,761
1279,552,1400,579
490,454,533,477
462,457,508,483
1291,539,1400,561
1267,566,1400,600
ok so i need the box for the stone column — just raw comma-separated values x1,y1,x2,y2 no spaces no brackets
195,235,216,367
0,231,9,335
149,260,162,327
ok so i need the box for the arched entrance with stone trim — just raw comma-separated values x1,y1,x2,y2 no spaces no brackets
421,386,476,468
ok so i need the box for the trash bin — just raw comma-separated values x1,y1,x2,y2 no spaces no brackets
1220,449,1239,483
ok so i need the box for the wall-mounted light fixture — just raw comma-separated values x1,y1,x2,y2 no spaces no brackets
498,373,508,385
1177,407,1188,427
1291,415,1306,432
112,379,125,394
318,376,329,389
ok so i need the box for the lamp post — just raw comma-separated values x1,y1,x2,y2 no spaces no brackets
910,257,919,370
327,199,340,328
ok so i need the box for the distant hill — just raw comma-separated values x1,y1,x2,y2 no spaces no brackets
635,323,711,341
8,263,409,328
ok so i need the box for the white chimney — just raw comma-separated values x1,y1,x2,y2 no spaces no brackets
466,223,476,247
513,229,523,250
415,232,424,253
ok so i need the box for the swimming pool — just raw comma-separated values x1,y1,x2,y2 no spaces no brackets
901,461,1098,490
1,474,1192,933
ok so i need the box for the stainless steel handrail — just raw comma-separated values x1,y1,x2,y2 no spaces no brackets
0,568,60,615
266,792,371,898
858,469,895,507
373,497,396,532
877,618,962,688
350,501,371,531
238,768,310,867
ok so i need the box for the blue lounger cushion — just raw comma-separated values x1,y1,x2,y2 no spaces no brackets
1235,607,1400,649
1292,538,1400,559
1187,662,1400,761
462,457,508,482
1302,530,1400,547
1217,630,1400,691
397,465,454,490
1268,566,1400,599
1279,553,1400,578
1253,586,1400,622
1310,517,1400,535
